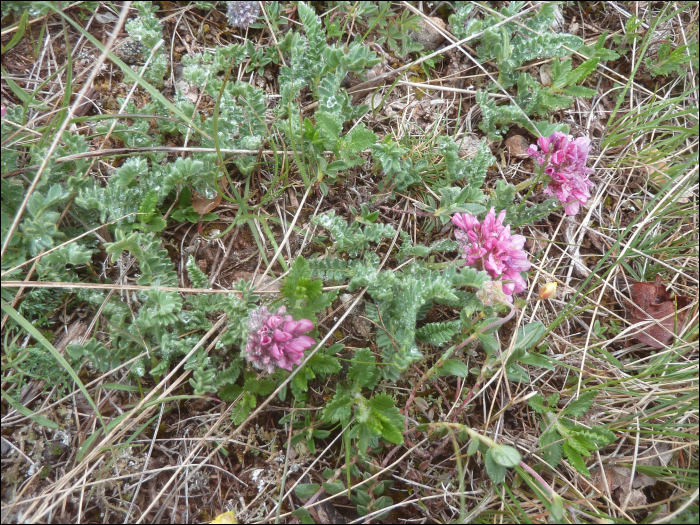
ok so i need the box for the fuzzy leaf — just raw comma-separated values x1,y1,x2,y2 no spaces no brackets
295,483,320,499
416,321,460,347
322,481,346,495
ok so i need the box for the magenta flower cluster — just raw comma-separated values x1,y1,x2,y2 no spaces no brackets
527,132,595,216
452,208,531,301
245,306,315,373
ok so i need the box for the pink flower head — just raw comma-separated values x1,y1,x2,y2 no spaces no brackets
527,132,595,216
245,305,315,373
1,106,6,118
452,208,531,301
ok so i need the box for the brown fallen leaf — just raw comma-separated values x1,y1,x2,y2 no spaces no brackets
192,176,227,215
630,275,691,348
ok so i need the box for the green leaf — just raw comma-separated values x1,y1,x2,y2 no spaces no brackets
528,394,547,415
346,124,377,151
292,508,316,524
562,391,595,417
567,435,593,457
0,388,59,429
416,321,460,347
373,495,394,510
295,483,320,499
347,348,381,389
563,441,590,477
477,332,499,355
490,444,521,467
308,353,341,377
322,481,346,495
2,10,29,54
540,428,562,468
565,57,599,85
505,362,530,383
512,322,546,355
518,351,554,370
243,378,275,396
467,437,480,456
476,317,503,335
576,425,615,446
562,85,597,98
367,393,404,445
282,256,314,299
231,392,255,425
550,493,564,523
321,392,354,424
485,448,507,484
2,301,108,436
438,359,469,378
315,111,342,147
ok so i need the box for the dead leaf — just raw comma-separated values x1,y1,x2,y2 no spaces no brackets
630,275,690,348
192,176,227,215
539,64,553,86
505,135,530,158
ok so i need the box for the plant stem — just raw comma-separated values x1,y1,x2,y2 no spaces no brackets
403,301,517,430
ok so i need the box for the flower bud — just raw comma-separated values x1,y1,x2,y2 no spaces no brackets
538,282,557,300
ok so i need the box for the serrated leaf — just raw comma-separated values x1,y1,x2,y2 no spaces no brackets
438,359,469,377
528,394,547,415
575,425,616,446
562,85,597,98
563,441,590,477
346,124,377,151
321,392,353,424
348,348,380,389
243,378,275,396
295,483,320,499
490,444,521,467
540,428,562,468
565,57,599,85
315,111,342,147
568,435,594,456
485,448,507,484
367,393,404,445
218,384,243,402
562,391,595,418
231,392,254,425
